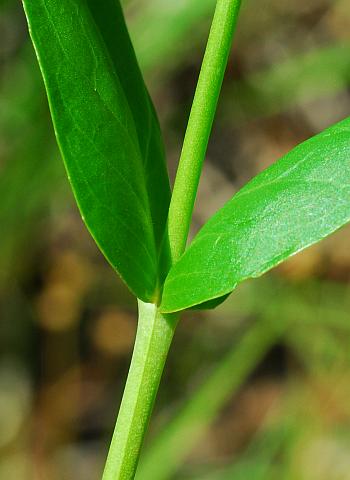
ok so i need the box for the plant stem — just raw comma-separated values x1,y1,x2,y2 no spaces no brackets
103,3,242,477
167,0,242,263
102,300,178,480
137,314,284,480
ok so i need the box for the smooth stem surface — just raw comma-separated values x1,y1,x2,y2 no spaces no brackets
103,2,242,477
137,315,285,480
167,0,242,263
102,301,178,480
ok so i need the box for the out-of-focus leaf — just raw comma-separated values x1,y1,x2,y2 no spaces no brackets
161,117,350,312
129,0,215,72
225,42,350,121
22,0,170,302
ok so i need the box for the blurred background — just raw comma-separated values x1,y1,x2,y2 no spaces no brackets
1,0,350,478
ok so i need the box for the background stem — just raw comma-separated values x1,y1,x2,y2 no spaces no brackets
167,0,242,263
102,301,178,480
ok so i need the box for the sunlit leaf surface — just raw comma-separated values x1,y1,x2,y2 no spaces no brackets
161,117,350,312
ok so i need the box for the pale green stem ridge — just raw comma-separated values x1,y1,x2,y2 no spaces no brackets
167,0,242,263
102,300,178,480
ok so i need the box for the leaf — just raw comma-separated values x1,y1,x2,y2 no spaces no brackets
22,0,170,302
161,117,350,312
189,293,230,310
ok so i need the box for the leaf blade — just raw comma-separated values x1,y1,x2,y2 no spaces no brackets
23,0,170,301
86,0,171,247
161,117,350,312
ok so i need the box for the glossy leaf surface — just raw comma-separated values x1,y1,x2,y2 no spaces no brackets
23,0,170,302
161,117,350,312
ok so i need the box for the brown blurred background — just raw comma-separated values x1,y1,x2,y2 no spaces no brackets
1,0,350,478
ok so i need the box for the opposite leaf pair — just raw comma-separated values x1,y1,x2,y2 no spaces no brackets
23,0,350,315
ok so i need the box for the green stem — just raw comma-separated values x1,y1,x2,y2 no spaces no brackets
102,300,178,480
102,2,242,477
137,316,283,480
167,0,242,263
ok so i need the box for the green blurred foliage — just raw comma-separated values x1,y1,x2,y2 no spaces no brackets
1,0,350,478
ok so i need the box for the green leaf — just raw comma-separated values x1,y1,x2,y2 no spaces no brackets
161,117,350,312
22,0,170,302
189,293,230,310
